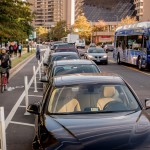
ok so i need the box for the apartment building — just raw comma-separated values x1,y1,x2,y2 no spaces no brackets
134,0,144,21
142,0,150,21
28,0,83,28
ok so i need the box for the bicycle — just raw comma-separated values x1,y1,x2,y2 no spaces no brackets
0,67,8,93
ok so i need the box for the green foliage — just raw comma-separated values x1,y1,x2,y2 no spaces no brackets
0,0,34,41
73,15,91,39
50,21,69,41
36,26,48,41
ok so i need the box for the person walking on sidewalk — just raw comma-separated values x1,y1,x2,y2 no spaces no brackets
9,44,14,57
18,43,22,57
36,45,41,61
13,44,18,57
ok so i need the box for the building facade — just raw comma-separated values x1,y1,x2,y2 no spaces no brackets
142,0,150,21
28,0,83,29
134,0,144,21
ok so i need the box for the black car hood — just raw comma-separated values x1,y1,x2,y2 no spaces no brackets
44,110,150,150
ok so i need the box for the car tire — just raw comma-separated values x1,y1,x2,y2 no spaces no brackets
138,57,143,70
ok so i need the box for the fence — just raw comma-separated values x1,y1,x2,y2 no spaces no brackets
0,107,6,150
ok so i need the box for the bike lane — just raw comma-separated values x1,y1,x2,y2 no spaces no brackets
0,52,44,150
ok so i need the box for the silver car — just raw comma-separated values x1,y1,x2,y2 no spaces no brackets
84,47,108,64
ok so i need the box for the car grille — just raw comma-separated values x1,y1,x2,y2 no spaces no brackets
95,56,101,58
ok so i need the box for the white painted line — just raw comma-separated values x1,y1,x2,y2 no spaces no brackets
10,121,34,127
19,106,26,108
5,91,26,129
28,95,43,98
5,64,35,129
123,65,150,76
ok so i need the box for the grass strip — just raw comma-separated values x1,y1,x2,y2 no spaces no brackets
12,51,35,68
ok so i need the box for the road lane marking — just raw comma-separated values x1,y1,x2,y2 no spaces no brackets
108,60,150,76
10,121,34,127
19,106,26,108
123,66,150,76
5,65,35,128
28,95,43,98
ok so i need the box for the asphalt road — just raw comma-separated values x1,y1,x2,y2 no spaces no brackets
0,48,150,150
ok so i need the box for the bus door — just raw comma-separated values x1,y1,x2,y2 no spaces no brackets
116,36,127,62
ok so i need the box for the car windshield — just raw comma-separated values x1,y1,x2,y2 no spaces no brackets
52,55,79,61
88,48,105,53
53,64,100,76
48,84,140,114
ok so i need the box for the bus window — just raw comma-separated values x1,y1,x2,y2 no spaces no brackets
116,36,126,50
127,35,142,50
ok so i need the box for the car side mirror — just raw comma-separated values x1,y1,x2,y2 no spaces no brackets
43,62,48,66
40,76,48,83
27,103,40,115
80,53,84,57
145,98,150,109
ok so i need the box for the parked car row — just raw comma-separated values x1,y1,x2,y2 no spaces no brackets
27,41,150,150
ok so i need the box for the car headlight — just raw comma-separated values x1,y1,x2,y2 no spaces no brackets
103,55,108,58
88,55,96,60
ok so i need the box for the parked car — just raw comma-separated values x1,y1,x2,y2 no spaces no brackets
43,52,80,74
53,43,75,50
84,47,108,64
50,41,63,50
41,59,101,83
28,73,150,150
53,48,80,56
104,44,114,52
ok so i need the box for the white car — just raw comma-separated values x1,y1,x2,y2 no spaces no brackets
84,47,108,64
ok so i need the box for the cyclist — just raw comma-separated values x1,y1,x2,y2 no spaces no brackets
0,47,11,83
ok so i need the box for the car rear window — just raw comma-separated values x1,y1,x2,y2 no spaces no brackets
53,64,100,76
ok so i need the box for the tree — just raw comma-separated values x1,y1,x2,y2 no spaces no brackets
36,27,48,42
93,20,107,32
73,15,91,39
0,0,34,42
50,21,69,41
118,16,137,27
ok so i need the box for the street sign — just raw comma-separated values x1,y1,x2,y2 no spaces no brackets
29,34,33,40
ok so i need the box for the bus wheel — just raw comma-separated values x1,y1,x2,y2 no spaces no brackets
117,54,121,64
138,58,143,70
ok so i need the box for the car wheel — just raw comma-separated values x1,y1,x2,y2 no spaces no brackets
138,57,143,70
105,61,108,65
117,54,121,65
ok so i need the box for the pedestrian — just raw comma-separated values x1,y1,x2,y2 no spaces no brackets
36,45,41,60
18,43,22,57
13,44,18,57
9,44,14,57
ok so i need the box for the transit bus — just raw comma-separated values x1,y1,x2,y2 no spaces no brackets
113,22,150,70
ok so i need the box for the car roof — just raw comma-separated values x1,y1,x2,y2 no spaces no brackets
51,52,78,56
53,73,125,86
53,59,96,66
55,48,77,50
